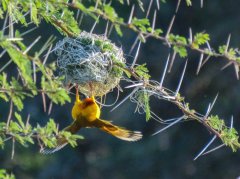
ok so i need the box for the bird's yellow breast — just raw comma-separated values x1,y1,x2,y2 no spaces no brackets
71,98,101,122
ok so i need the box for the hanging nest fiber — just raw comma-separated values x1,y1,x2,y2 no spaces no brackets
54,31,126,96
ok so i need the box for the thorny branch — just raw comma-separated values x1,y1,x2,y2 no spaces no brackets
120,64,222,138
63,2,240,71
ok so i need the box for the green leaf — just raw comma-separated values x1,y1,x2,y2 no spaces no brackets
0,169,15,179
9,121,22,133
132,18,150,32
192,33,210,48
0,93,8,102
10,77,26,111
153,28,163,36
114,24,123,36
173,46,188,58
12,94,24,111
1,41,34,87
134,63,151,79
185,0,192,6
14,112,24,129
103,5,118,22
0,136,4,149
41,4,80,36
219,45,237,59
168,34,188,57
60,131,84,147
41,76,70,105
36,120,59,148
136,0,144,11
136,90,151,121
169,34,187,45
30,2,39,25
45,118,58,135
0,7,3,19
144,91,151,121
7,2,27,25
207,115,240,152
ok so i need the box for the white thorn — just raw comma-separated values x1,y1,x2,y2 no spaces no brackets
225,34,231,54
2,13,9,37
94,0,99,9
156,0,160,10
43,45,53,65
0,60,12,73
131,41,141,68
168,51,177,73
234,63,239,80
193,135,217,160
204,104,211,119
151,10,157,33
32,60,36,83
165,15,176,39
111,88,139,112
206,41,212,52
129,37,139,55
200,0,204,8
159,54,170,88
104,21,109,39
230,116,234,128
21,26,38,36
175,59,188,96
189,28,193,44
23,36,41,55
0,50,6,58
202,144,225,156
196,53,204,75
202,55,211,67
128,5,135,24
206,94,219,117
125,83,144,89
152,116,184,136
221,61,233,71
146,0,154,18
175,0,182,13
90,16,99,34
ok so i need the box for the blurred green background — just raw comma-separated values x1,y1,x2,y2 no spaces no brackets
1,1,240,178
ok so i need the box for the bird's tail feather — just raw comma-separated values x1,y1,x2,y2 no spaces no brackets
95,119,142,141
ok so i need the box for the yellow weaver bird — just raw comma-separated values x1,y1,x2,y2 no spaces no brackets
41,86,142,154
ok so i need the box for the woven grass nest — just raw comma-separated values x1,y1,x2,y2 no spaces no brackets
55,31,126,96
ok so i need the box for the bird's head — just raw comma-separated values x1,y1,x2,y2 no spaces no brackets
82,97,95,107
